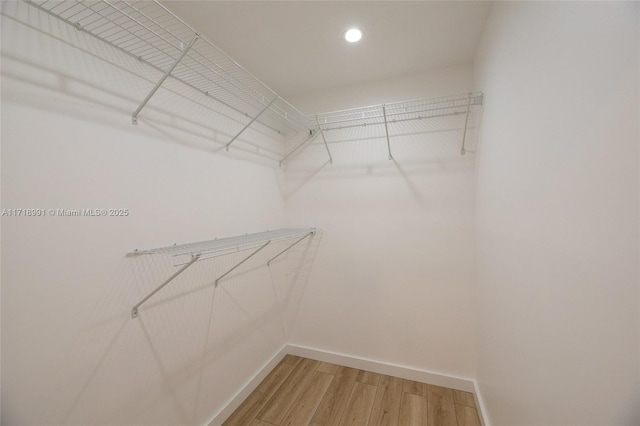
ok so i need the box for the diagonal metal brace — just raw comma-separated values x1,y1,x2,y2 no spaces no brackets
267,231,314,266
226,97,278,150
315,117,333,164
280,131,319,167
215,240,271,287
132,34,199,125
382,105,392,160
131,254,201,318
460,92,472,155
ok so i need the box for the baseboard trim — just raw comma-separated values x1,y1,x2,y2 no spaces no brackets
286,344,475,392
472,379,491,426
205,345,289,426
206,344,490,426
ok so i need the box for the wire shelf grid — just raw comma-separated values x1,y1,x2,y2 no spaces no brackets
313,92,483,132
129,228,316,257
25,0,310,134
22,0,483,162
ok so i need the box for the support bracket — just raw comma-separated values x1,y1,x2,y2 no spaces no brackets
460,92,472,155
315,117,333,164
215,240,271,287
267,231,314,266
131,34,199,125
279,131,319,167
382,105,393,160
131,254,200,318
226,97,278,150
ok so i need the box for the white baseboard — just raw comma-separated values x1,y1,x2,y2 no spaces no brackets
472,379,491,426
286,344,475,392
206,344,490,426
205,345,289,426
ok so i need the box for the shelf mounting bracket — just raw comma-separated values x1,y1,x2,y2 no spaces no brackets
280,131,319,167
267,231,314,266
131,34,199,125
382,105,393,160
226,97,278,151
460,92,472,155
131,254,200,318
215,240,271,287
315,117,333,164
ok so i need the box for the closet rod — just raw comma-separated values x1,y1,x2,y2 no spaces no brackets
132,34,199,125
131,254,200,318
215,240,271,287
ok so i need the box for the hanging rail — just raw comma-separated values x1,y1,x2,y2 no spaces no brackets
128,228,316,318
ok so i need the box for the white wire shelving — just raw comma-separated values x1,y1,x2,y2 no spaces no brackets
128,228,316,318
24,0,310,139
22,0,483,164
283,92,484,164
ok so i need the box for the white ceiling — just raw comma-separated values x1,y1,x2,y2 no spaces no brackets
162,1,492,98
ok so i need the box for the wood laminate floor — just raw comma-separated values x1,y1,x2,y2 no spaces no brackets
223,355,482,426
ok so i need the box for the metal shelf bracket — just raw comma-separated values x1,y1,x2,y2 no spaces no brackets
267,231,314,266
226,97,279,150
460,93,472,155
279,131,319,167
131,34,199,125
382,105,393,160
131,254,201,318
315,117,333,165
215,240,271,287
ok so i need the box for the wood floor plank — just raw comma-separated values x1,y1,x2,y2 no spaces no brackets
402,379,427,397
223,360,296,425
454,404,481,426
282,355,302,366
249,419,277,426
451,390,476,408
256,358,320,424
280,371,334,426
316,361,340,375
230,357,485,426
310,366,359,426
339,382,378,426
368,375,403,426
398,393,427,426
427,385,457,426
356,370,381,386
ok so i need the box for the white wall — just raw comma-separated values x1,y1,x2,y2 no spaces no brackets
285,65,479,379
473,2,640,425
1,2,312,424
287,64,473,115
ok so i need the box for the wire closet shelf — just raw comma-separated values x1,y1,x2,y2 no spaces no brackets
314,93,483,132
23,0,484,163
25,0,310,137
128,228,316,318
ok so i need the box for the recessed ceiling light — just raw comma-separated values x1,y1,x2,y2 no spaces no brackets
344,28,362,43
